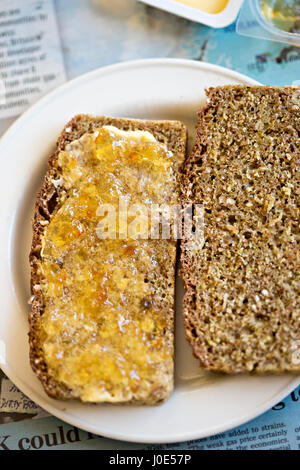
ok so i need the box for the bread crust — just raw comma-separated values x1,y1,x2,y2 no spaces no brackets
29,114,187,402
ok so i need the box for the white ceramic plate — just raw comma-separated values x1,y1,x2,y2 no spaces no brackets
0,59,299,444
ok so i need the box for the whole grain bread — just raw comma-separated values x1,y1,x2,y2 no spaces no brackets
181,85,300,374
29,114,187,403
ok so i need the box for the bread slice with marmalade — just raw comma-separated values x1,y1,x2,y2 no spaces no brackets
29,115,187,403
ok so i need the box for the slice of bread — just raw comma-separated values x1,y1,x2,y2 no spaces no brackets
181,85,300,374
29,114,187,403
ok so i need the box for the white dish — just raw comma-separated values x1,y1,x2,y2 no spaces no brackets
0,59,299,444
138,0,243,28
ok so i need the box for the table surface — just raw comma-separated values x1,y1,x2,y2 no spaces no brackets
56,0,300,84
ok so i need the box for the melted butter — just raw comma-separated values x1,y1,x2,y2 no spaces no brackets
40,126,176,401
172,0,229,14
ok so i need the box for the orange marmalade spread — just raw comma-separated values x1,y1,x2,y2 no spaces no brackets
39,126,176,401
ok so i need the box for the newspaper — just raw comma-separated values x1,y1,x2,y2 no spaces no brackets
0,0,299,451
0,0,65,119
0,378,41,414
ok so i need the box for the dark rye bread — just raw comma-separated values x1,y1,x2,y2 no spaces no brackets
181,85,300,373
29,114,187,402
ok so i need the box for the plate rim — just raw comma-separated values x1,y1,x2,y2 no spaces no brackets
1,58,299,444
0,58,260,148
